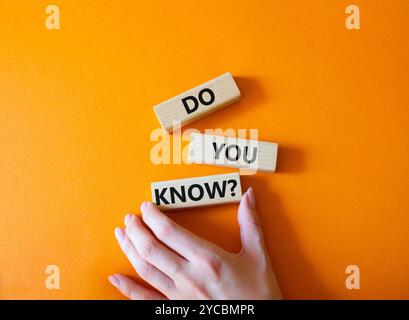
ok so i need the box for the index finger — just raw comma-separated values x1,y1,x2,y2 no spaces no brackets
140,202,222,261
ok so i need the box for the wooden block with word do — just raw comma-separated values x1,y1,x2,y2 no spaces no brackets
151,173,242,210
188,133,278,172
153,73,241,132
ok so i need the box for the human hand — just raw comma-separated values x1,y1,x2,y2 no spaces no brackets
108,187,282,300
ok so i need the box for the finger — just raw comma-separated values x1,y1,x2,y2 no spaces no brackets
115,227,175,295
125,214,186,279
141,202,221,260
108,274,166,300
238,187,265,254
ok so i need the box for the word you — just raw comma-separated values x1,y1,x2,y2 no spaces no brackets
150,125,259,169
188,133,278,173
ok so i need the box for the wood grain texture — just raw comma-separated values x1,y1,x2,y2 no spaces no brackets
151,173,242,210
188,133,278,172
153,72,241,132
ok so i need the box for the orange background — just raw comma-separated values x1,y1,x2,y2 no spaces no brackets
1,0,408,299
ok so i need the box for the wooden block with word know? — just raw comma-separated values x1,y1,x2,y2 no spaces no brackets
153,73,241,132
151,173,242,210
188,133,278,172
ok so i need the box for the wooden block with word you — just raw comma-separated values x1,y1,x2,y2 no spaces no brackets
188,133,278,172
151,173,242,210
153,73,241,132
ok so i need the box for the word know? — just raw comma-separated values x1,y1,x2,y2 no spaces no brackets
151,173,242,210
188,133,278,172
153,72,241,132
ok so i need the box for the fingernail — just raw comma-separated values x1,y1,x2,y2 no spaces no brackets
108,274,120,287
126,214,137,226
140,201,147,212
114,227,124,241
124,214,131,225
247,187,256,208
129,215,140,229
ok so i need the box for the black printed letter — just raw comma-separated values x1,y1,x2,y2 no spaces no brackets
182,96,199,114
204,181,227,199
188,184,204,201
226,145,241,161
243,146,257,164
198,88,215,106
155,188,169,205
169,186,186,203
212,142,226,159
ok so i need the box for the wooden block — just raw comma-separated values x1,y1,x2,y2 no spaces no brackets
153,73,241,132
151,173,242,210
188,133,278,172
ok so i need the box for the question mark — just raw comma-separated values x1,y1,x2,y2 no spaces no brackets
227,179,237,196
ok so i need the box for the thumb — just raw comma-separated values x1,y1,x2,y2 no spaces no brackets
238,187,265,254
